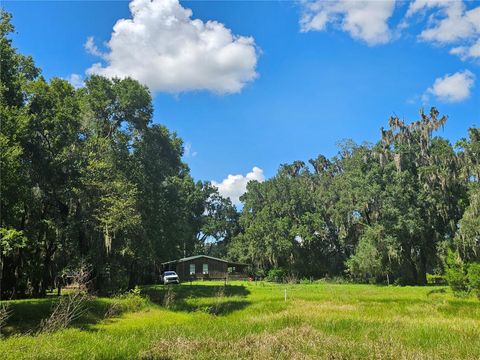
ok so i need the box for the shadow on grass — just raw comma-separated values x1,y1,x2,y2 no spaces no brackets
142,284,251,316
1,284,251,337
0,297,112,337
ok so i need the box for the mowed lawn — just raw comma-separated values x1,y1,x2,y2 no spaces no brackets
1,281,480,359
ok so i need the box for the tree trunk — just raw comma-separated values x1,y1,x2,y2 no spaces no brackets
128,260,137,290
405,245,418,285
418,247,427,286
40,235,57,297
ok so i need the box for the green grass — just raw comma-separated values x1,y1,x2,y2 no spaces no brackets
1,282,480,359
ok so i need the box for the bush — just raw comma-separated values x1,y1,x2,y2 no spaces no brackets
445,251,468,296
300,278,313,285
314,276,348,284
467,263,480,299
105,286,148,318
266,268,287,283
39,267,91,333
426,274,447,286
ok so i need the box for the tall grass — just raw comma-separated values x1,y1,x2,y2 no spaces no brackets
1,282,480,359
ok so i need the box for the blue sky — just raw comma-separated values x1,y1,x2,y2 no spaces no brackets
4,0,480,204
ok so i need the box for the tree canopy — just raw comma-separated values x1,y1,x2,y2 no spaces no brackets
1,10,479,297
230,110,478,285
0,11,236,298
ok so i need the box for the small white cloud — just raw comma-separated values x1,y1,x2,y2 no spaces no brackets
184,143,197,158
85,0,258,94
84,36,107,59
424,70,475,103
406,1,480,61
406,0,451,18
65,73,85,89
450,39,480,61
299,0,396,46
212,166,265,206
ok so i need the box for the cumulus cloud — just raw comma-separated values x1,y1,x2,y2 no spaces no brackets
299,0,396,46
406,1,480,60
65,73,85,89
85,0,258,94
424,70,475,103
212,167,265,206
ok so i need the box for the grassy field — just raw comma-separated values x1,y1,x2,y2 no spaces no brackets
1,281,480,359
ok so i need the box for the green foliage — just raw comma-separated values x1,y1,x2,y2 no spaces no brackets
231,109,469,285
266,267,287,282
426,273,447,286
106,286,148,316
467,263,480,299
0,12,231,298
346,225,399,284
445,251,468,295
2,9,480,297
0,228,27,256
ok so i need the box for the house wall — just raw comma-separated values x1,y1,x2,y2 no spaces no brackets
176,257,228,281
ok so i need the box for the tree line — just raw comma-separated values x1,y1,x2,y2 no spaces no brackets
229,111,479,286
0,12,237,298
1,11,479,298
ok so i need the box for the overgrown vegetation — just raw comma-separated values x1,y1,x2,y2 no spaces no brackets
2,282,480,359
0,10,237,299
38,267,91,333
1,9,479,300
230,113,479,287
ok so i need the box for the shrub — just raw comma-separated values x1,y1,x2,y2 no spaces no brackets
39,267,91,333
300,278,313,285
266,268,287,283
426,274,447,286
284,273,299,284
315,276,348,284
467,263,480,299
444,251,468,296
105,286,148,318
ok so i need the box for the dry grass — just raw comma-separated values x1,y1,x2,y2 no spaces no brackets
140,324,434,360
38,268,91,333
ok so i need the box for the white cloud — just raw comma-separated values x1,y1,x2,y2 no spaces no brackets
299,0,396,46
65,73,85,89
84,36,106,58
450,39,480,61
212,167,265,206
406,1,480,60
424,70,475,103
405,0,444,17
85,0,258,94
184,142,197,158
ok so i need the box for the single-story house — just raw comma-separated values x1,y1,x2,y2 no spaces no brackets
161,255,249,281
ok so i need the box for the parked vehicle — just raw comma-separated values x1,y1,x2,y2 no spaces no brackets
162,271,180,284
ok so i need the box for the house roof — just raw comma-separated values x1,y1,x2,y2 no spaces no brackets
161,254,248,267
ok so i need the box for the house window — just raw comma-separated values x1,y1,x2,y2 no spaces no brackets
203,263,209,275
189,264,195,275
